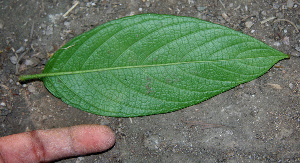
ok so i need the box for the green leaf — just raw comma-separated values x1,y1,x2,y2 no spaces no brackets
20,14,288,117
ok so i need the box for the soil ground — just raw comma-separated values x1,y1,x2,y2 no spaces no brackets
0,0,299,162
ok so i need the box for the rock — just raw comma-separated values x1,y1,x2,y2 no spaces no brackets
27,85,36,93
48,14,62,24
64,21,71,28
290,51,300,57
273,3,280,9
245,21,254,28
0,102,5,106
145,1,151,7
24,59,34,66
197,6,207,11
275,12,284,19
295,44,300,52
279,128,293,139
287,0,294,8
45,26,53,35
144,135,161,150
273,42,281,46
47,45,55,53
10,56,18,64
282,37,290,45
24,57,40,67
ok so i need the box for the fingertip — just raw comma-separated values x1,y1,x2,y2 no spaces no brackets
99,125,116,148
71,125,116,154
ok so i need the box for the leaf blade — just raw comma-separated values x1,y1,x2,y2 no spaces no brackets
24,14,288,117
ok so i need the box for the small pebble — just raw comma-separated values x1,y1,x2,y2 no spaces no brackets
145,1,150,7
276,12,284,19
283,37,290,45
129,11,135,16
245,21,254,28
24,59,34,66
45,26,54,35
139,8,142,11
10,56,18,64
274,42,281,46
75,157,85,163
273,3,280,9
41,23,47,29
144,135,161,150
295,44,300,52
24,58,40,67
287,0,295,8
47,45,55,53
0,102,6,106
289,83,293,89
16,46,25,54
28,85,36,93
22,84,27,87
64,21,71,28
197,6,207,11
290,51,300,57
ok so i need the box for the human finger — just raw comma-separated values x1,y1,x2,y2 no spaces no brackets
0,124,115,163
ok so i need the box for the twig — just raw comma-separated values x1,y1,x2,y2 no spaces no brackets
261,16,276,24
219,0,226,8
234,5,241,10
63,1,80,18
274,19,299,33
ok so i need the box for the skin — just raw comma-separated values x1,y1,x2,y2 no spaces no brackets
0,125,115,163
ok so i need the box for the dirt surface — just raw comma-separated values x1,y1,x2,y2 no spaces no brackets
0,0,300,162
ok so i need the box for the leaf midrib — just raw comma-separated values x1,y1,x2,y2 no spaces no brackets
20,54,281,81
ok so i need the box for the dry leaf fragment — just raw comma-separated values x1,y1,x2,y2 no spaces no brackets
267,83,282,89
